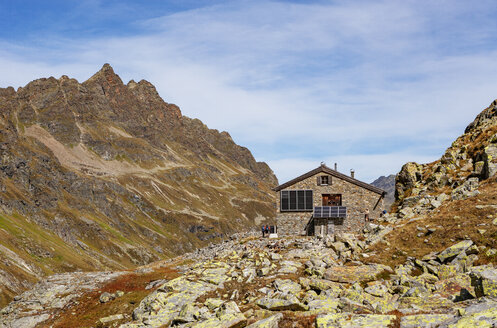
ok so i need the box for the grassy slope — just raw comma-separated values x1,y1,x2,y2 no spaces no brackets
0,135,275,308
366,177,497,267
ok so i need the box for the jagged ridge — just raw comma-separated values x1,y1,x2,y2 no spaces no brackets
0,64,278,307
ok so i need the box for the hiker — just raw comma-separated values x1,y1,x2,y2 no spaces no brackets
365,209,370,222
261,225,265,237
265,225,269,236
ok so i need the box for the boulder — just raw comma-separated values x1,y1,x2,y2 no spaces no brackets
190,313,247,328
200,267,230,285
367,295,399,314
451,178,480,200
399,295,453,312
205,298,224,310
216,301,241,318
255,297,308,311
308,278,342,297
400,314,454,328
307,298,340,314
256,267,270,277
434,274,476,302
395,162,423,201
132,277,216,325
437,265,459,280
442,298,497,327
364,283,389,297
278,261,301,274
172,304,198,324
470,268,497,297
437,240,473,263
246,313,283,328
99,292,114,303
316,313,396,328
324,264,387,284
483,143,497,178
273,279,301,295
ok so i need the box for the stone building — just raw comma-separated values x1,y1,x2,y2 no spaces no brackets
273,163,386,236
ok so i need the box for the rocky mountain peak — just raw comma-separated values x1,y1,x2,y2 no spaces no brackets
0,65,277,307
371,174,395,209
465,99,497,134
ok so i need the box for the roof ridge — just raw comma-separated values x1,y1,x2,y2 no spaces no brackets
273,164,386,195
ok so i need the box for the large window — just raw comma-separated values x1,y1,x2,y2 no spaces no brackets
281,190,313,212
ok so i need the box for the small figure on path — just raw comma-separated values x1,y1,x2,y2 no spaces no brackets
261,225,265,238
365,209,370,222
265,225,269,237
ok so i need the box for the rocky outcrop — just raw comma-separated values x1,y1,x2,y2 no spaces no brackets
2,234,496,327
0,64,277,306
393,99,497,216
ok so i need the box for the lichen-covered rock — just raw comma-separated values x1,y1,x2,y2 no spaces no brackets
307,298,340,314
308,278,342,294
204,298,224,311
395,162,423,201
483,143,497,178
131,277,216,326
400,314,454,328
189,312,247,328
437,240,474,263
434,274,475,302
451,178,480,200
199,267,230,285
324,264,387,283
364,294,399,314
399,295,454,312
444,299,497,327
172,304,198,324
316,313,396,328
470,268,497,297
437,265,459,280
255,297,308,311
341,287,365,304
273,279,301,295
246,313,283,328
364,283,389,297
216,301,241,318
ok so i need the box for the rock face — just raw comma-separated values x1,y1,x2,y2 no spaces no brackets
0,64,277,306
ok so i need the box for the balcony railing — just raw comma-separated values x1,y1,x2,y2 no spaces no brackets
313,206,347,218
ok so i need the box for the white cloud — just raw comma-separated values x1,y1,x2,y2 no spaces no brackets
1,0,497,183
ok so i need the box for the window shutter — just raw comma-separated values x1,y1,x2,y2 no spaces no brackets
317,176,321,186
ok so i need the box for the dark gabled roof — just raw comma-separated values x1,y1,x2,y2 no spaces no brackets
272,164,386,195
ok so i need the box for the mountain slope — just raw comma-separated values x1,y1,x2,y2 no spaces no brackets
366,99,497,267
370,174,395,209
0,64,277,307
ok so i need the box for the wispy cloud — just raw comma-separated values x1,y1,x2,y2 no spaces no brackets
1,0,497,182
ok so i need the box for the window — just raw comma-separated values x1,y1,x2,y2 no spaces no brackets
317,175,331,186
281,190,313,211
322,194,342,206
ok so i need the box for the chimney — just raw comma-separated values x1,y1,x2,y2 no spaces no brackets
350,169,355,179
334,163,337,171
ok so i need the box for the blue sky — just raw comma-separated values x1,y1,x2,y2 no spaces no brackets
2,1,497,183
